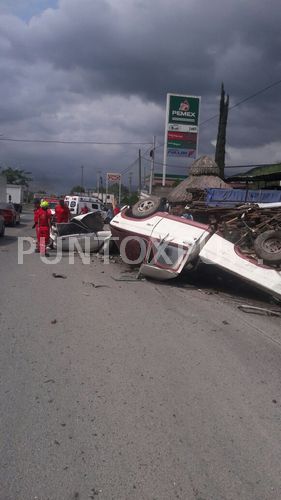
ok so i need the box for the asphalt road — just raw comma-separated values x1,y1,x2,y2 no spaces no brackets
1,210,281,500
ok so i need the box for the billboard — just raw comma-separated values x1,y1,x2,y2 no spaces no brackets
164,94,200,160
107,173,121,182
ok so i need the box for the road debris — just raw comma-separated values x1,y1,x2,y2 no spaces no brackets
112,274,145,282
82,281,110,288
51,319,57,324
52,272,67,279
238,304,281,317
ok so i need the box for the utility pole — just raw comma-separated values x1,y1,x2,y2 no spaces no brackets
118,176,122,206
215,83,229,179
149,135,156,195
128,172,132,195
81,165,84,191
105,173,108,205
97,170,101,200
138,149,142,194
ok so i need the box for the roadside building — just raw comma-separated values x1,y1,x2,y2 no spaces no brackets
168,155,231,208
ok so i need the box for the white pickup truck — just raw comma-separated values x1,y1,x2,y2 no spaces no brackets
110,197,281,301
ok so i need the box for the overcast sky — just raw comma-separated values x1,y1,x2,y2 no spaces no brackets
0,0,281,192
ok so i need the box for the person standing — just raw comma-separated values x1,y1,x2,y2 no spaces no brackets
112,197,120,216
32,199,41,253
55,199,70,223
80,204,89,215
37,200,52,256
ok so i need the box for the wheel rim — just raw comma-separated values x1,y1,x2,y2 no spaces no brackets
138,200,155,213
262,237,281,254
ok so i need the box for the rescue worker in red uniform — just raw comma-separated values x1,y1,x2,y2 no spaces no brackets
80,204,89,215
112,197,120,216
55,199,70,223
32,199,41,252
37,200,52,256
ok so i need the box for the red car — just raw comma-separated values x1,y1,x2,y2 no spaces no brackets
0,214,5,236
0,202,20,226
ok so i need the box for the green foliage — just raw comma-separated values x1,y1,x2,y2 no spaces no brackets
1,167,32,186
108,183,129,196
70,185,85,194
122,192,139,205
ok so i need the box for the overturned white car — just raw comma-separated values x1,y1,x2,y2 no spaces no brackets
50,212,111,252
110,197,281,300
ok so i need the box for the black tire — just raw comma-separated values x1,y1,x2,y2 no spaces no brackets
0,225,5,237
254,230,281,264
131,196,162,218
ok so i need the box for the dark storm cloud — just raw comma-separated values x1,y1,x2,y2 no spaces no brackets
0,0,281,190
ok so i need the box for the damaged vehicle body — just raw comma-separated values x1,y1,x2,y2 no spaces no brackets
50,212,111,252
110,197,281,300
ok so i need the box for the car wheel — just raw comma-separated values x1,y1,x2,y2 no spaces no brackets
254,230,281,265
131,196,162,218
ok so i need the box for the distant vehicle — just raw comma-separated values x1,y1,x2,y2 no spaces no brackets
0,214,5,236
65,195,107,219
0,202,20,226
6,184,25,212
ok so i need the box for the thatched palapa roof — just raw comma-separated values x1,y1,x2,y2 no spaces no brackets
168,155,231,203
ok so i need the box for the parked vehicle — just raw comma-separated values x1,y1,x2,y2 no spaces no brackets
0,214,5,236
6,184,25,212
110,197,281,300
65,195,107,219
0,202,20,226
50,212,111,252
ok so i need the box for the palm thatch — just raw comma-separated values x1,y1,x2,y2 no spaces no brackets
168,155,231,204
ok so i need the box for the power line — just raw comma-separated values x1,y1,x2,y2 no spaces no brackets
0,137,152,145
140,154,281,170
153,77,281,152
1,78,280,147
200,77,281,126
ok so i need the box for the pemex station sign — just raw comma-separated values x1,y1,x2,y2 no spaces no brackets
164,93,201,160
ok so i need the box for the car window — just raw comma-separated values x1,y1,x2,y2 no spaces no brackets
92,203,98,209
0,202,9,209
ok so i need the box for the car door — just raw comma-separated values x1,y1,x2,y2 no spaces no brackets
140,216,211,280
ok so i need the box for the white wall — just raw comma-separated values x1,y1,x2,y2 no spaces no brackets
6,184,24,203
0,175,7,202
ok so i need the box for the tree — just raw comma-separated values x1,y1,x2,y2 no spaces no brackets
122,192,139,205
108,183,129,197
1,167,32,186
215,83,229,179
70,185,85,194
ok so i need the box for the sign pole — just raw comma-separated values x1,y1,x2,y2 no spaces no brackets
149,135,156,194
105,174,108,204
138,149,142,194
162,94,169,186
118,176,121,205
97,170,100,200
